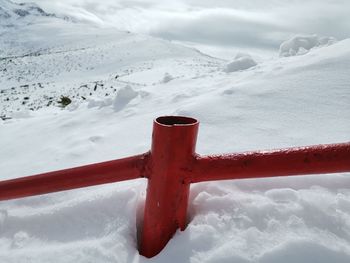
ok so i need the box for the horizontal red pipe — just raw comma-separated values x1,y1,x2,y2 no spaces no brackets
191,142,350,183
0,153,148,201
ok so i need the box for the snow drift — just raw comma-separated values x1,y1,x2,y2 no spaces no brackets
279,34,337,57
224,53,257,72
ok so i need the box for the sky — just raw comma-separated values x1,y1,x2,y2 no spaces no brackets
15,0,350,58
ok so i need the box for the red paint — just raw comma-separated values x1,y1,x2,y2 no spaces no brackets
140,116,199,258
191,143,350,183
0,116,349,258
0,154,147,201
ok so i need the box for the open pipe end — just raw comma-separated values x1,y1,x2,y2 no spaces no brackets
155,116,198,127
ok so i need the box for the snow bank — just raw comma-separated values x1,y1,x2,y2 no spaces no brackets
87,85,139,112
180,182,350,263
224,53,257,72
279,35,337,57
113,85,138,112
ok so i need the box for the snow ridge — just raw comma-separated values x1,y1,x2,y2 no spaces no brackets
0,0,54,26
279,35,337,57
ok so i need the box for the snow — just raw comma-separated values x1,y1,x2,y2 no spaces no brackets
279,34,337,57
0,0,66,33
224,53,257,72
16,0,350,57
161,72,174,83
1,1,350,262
113,85,139,112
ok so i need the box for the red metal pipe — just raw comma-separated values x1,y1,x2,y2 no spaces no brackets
191,142,350,183
140,116,199,258
0,153,148,201
1,115,349,259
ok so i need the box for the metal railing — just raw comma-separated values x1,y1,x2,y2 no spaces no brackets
1,116,349,258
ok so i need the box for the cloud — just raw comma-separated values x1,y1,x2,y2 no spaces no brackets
15,0,350,52
150,9,286,49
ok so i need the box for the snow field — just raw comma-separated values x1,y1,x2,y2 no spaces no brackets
2,40,350,261
0,1,350,261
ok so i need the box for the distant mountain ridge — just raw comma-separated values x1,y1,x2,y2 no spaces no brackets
0,0,48,18
0,0,68,27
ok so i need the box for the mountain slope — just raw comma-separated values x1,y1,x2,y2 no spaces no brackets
0,0,58,30
0,0,49,19
0,1,349,263
0,1,222,117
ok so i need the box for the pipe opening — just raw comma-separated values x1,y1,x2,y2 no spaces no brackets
156,116,198,126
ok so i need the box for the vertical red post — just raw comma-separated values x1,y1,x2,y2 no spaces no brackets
140,116,199,258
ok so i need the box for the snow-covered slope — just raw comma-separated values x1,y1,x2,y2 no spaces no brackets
0,0,60,30
0,1,349,262
0,0,221,117
0,0,48,19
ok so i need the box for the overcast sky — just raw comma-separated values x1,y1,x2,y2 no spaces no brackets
16,0,350,57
